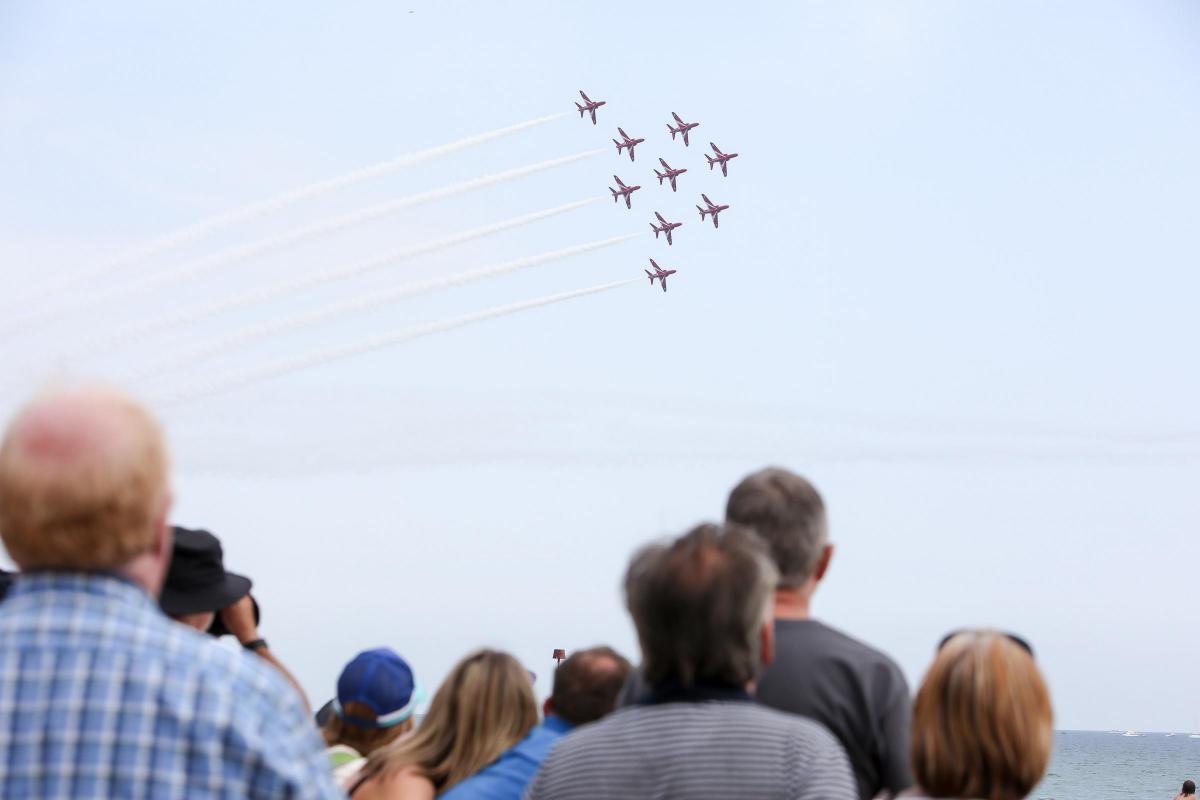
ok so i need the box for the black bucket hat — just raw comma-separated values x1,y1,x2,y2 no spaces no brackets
159,527,252,617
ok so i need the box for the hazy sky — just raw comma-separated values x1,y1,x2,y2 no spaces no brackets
1,1,1198,732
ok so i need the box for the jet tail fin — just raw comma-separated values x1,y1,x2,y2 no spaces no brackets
611,188,619,201
645,270,654,283
650,224,660,238
668,125,677,139
705,154,716,168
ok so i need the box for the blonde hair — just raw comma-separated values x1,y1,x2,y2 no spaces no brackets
358,649,537,794
0,388,169,570
321,701,411,759
912,630,1054,800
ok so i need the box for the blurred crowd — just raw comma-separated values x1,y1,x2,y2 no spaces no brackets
0,387,1055,800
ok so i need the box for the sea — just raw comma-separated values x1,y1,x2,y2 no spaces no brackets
1035,731,1200,799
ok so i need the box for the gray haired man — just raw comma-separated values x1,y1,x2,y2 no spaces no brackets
728,467,913,800
527,524,856,800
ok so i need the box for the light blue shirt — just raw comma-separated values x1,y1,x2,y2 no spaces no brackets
0,572,343,799
440,715,572,800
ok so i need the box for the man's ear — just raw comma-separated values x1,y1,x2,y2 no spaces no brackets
813,543,834,583
543,697,555,718
760,619,775,667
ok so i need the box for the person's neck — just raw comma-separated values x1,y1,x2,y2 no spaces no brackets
773,586,815,620
117,551,165,597
641,678,753,705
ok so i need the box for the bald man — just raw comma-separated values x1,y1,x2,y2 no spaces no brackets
0,388,341,799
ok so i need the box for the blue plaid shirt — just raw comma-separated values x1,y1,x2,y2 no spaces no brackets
0,572,344,799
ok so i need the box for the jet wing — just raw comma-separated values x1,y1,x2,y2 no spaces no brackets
614,175,625,187
661,279,668,292
655,212,667,224
580,90,592,102
672,112,685,124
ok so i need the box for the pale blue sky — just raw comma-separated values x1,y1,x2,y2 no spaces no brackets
1,1,1198,731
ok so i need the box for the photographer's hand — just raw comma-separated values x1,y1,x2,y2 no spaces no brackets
220,594,311,712
220,594,259,644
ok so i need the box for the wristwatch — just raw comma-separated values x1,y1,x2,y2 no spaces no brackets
242,638,269,652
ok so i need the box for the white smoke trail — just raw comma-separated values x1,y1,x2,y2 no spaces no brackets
3,149,606,336
4,113,569,310
156,278,639,405
71,198,600,359
133,233,639,381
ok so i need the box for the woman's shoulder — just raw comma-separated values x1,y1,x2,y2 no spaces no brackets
352,767,435,800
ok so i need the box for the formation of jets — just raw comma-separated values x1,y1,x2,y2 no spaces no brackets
577,90,740,292
645,259,677,292
613,128,644,162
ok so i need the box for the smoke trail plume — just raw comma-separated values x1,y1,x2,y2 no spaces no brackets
3,150,605,336
5,113,569,310
134,233,639,380
74,198,600,359
157,278,639,405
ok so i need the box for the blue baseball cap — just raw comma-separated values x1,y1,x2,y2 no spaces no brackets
334,648,424,728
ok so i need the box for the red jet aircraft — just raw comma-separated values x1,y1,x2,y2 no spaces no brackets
666,112,700,146
645,258,677,292
650,212,683,245
654,158,688,192
705,142,739,177
575,90,606,125
613,128,645,161
610,175,642,209
697,193,730,228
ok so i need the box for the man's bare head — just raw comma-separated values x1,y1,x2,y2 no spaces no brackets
0,387,170,571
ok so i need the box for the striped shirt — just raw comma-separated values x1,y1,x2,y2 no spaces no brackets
525,697,857,800
0,572,344,799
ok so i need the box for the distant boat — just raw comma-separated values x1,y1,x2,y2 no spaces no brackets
1122,730,1143,737
1190,734,1200,739
1167,733,1177,737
